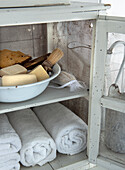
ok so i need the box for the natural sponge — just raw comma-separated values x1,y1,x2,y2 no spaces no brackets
0,49,31,68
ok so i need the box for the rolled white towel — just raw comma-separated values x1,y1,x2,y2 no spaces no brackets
7,109,56,167
0,114,21,156
0,153,20,170
33,103,88,155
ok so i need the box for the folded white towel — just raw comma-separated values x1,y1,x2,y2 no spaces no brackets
0,153,20,170
33,103,88,155
0,114,21,156
7,109,56,167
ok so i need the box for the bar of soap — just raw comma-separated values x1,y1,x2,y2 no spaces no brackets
2,74,37,86
0,64,27,76
29,65,49,81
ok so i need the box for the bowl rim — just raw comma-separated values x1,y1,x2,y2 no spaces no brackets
0,63,61,89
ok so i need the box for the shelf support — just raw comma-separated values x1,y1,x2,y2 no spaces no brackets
101,96,125,113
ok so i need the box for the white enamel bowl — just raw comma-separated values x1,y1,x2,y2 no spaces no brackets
0,64,61,103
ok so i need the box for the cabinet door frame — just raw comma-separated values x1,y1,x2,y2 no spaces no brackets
88,15,125,170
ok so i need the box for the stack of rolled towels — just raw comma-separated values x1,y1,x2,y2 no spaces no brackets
0,114,21,170
1,102,88,168
7,109,56,167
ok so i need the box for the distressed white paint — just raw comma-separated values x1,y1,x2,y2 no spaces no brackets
87,20,108,163
0,0,70,8
0,2,110,26
88,16,125,169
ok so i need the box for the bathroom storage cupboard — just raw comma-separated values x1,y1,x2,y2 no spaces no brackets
0,1,125,170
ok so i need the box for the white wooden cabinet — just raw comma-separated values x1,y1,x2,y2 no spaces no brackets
0,1,124,170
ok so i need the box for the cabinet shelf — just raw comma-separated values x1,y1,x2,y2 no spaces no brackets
0,2,110,26
101,96,125,113
0,87,88,114
21,151,88,170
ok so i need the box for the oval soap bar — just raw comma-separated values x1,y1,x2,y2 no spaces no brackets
0,64,27,76
2,74,37,86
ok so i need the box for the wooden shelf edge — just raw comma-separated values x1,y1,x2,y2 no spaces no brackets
0,87,88,114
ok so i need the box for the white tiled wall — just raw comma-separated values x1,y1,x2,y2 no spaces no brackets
105,32,125,95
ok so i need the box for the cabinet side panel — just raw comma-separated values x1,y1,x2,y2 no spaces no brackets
48,20,93,124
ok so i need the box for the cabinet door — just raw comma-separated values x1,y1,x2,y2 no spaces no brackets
0,0,70,8
88,16,125,170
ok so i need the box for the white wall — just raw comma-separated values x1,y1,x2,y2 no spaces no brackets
101,0,125,17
